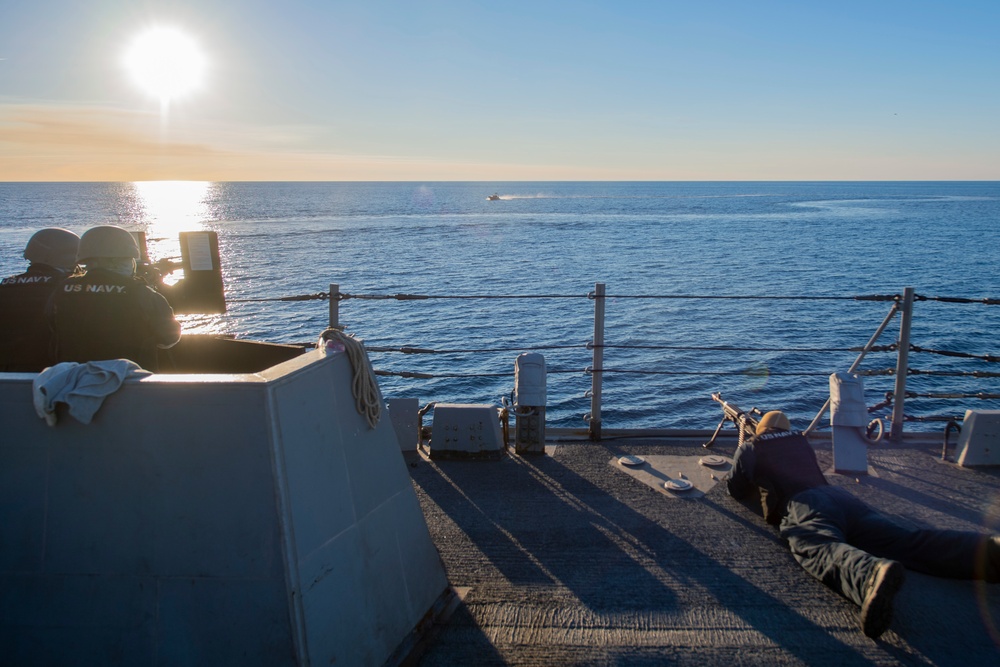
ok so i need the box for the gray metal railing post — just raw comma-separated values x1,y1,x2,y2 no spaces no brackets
890,287,915,440
803,301,900,435
329,283,339,329
589,282,605,441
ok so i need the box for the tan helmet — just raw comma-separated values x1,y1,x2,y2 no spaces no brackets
756,410,791,435
23,228,81,272
77,225,140,262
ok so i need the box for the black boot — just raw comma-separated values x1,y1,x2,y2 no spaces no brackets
860,560,905,639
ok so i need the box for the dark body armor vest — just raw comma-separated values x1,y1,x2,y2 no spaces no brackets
0,264,66,371
51,269,163,371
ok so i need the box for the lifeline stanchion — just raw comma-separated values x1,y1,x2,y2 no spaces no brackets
890,288,915,440
589,282,606,442
329,282,339,329
804,299,901,436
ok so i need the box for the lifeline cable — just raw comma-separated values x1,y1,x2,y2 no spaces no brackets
903,392,1000,400
365,342,889,355
336,291,899,302
857,368,1000,378
915,294,1000,305
229,292,329,303
908,345,1000,362
226,290,1000,307
319,328,382,429
373,368,832,379
366,343,585,354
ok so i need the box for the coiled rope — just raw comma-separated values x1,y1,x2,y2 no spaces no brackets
319,328,382,429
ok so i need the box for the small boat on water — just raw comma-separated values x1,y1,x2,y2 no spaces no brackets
487,193,501,201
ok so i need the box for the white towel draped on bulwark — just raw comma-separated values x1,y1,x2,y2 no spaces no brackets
33,360,151,426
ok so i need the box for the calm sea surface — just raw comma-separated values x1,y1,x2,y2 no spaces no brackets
2,181,998,432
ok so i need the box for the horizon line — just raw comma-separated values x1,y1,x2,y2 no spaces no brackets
2,179,999,184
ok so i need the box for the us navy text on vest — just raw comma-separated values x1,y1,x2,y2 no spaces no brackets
755,430,804,443
63,284,127,293
1,275,53,285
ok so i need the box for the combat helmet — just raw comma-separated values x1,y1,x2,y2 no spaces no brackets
756,410,791,435
23,228,81,272
77,225,141,263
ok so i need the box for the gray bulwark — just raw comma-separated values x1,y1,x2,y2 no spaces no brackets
0,347,448,666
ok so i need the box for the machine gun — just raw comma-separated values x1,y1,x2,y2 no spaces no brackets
702,392,765,449
132,231,227,314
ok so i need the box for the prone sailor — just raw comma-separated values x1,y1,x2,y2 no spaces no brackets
727,410,1000,639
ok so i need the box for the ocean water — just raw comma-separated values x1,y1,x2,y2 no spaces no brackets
2,181,999,432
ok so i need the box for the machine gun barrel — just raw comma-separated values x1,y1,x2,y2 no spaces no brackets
703,392,764,448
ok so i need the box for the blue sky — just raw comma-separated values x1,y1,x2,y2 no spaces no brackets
1,1,997,180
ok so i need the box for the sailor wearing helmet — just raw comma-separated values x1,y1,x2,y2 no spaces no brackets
0,228,81,371
728,410,1000,639
48,225,180,372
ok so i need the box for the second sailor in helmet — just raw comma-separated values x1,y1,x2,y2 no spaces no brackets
48,225,181,371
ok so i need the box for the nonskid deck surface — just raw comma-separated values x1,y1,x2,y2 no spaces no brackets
407,437,1000,666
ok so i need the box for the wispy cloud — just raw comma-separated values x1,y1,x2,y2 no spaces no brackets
0,104,232,180
0,102,633,181
9,102,988,181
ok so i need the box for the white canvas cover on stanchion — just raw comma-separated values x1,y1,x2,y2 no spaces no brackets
830,372,871,474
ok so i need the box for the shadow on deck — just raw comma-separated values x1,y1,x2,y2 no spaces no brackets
407,436,1000,666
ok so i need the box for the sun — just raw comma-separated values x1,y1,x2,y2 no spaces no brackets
123,27,206,104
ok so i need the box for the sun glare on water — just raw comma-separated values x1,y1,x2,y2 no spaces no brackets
123,27,206,104
134,180,210,238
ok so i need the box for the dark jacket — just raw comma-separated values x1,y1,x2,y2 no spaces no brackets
727,430,828,524
49,268,181,371
0,264,68,371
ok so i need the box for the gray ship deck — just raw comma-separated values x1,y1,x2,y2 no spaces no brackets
407,435,1000,666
